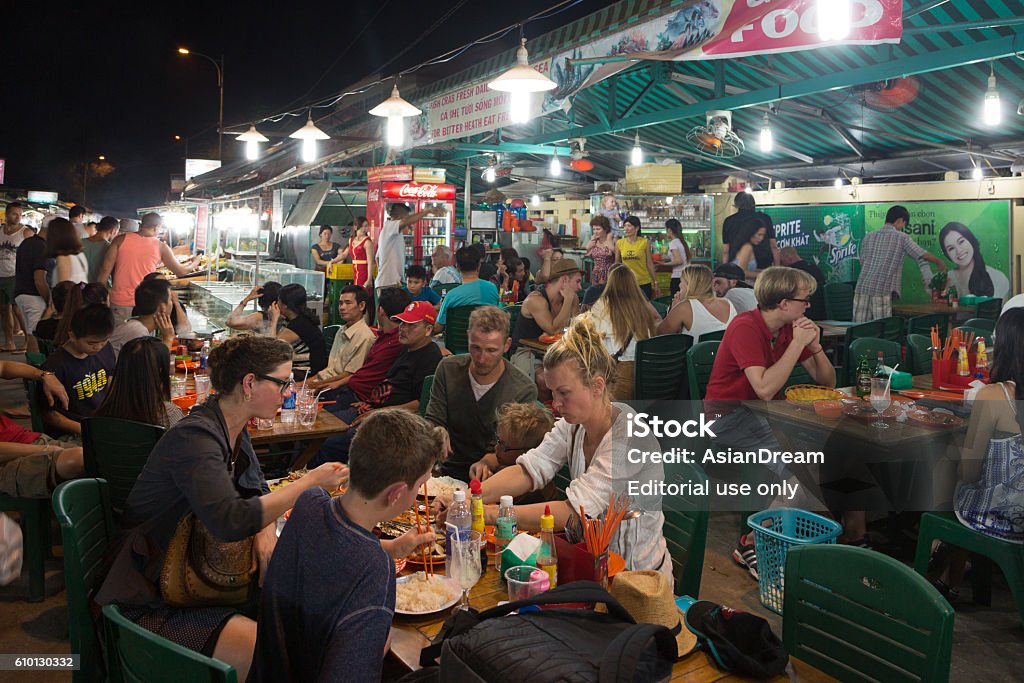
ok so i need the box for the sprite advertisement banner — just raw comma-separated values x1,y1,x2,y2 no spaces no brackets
762,201,1011,303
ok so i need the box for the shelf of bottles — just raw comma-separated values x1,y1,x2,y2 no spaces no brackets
590,193,716,262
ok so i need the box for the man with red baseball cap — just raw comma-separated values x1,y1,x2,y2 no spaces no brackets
312,300,442,464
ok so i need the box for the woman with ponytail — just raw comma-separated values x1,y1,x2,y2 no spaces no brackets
269,283,327,375
477,314,672,577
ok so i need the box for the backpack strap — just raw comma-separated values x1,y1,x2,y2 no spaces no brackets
598,623,678,683
475,580,636,623
612,334,633,361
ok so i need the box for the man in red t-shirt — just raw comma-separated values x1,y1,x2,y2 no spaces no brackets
0,359,84,499
703,267,835,581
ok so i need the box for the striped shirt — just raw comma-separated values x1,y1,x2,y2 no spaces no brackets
855,224,927,298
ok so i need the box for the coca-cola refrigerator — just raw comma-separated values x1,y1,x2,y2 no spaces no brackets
366,180,455,270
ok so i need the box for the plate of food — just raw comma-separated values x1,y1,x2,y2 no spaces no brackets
843,403,901,420
395,572,460,615
404,538,446,567
423,476,467,499
785,384,846,409
538,332,563,345
906,408,964,429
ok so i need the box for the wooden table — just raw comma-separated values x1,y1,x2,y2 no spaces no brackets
518,337,554,357
248,411,349,468
891,302,966,318
389,566,833,682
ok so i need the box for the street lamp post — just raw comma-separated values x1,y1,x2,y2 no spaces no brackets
82,155,105,207
178,48,225,161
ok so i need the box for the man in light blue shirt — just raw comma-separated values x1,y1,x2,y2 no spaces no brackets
435,246,499,332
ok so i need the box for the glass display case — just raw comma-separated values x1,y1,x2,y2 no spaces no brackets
188,260,325,333
589,193,716,263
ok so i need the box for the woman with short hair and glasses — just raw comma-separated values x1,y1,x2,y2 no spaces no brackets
95,335,347,681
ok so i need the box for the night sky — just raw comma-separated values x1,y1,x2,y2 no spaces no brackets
1,0,611,215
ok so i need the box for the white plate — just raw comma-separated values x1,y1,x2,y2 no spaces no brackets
394,574,461,615
424,476,468,498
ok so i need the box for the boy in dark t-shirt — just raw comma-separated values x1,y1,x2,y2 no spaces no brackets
40,303,116,438
250,410,438,683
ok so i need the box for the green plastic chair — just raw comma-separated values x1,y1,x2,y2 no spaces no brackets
975,297,1002,320
662,461,709,598
824,282,854,321
696,329,724,343
653,295,674,310
878,315,905,343
906,313,950,339
81,417,166,521
34,336,56,357
846,337,902,386
913,512,1024,626
53,479,115,683
963,318,995,332
839,320,884,385
443,305,480,355
103,604,237,683
685,340,720,400
417,374,434,417
633,334,693,401
783,544,953,683
322,324,342,353
904,333,933,376
23,378,46,433
25,350,46,368
955,325,995,343
784,364,814,388
650,300,668,318
0,494,51,602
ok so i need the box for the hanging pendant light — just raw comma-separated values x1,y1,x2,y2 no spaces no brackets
630,132,643,166
488,37,556,124
369,84,422,147
531,192,541,207
289,114,330,163
972,164,984,180
236,125,269,161
834,176,844,188
759,113,774,153
818,0,851,41
549,153,561,177
983,64,1001,128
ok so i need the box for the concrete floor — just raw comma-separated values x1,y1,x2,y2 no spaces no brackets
0,346,1021,681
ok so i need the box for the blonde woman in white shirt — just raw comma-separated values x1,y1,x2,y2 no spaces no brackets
658,264,736,340
588,265,659,400
478,314,672,578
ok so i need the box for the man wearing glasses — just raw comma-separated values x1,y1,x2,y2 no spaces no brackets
423,306,537,482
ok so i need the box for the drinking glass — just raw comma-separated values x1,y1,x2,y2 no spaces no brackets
257,417,275,431
170,376,188,398
450,530,482,612
194,375,211,402
297,395,318,427
869,377,892,430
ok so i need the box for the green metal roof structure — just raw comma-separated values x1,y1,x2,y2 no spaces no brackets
185,0,1024,198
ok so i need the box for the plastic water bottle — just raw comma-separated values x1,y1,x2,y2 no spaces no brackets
280,372,297,423
495,495,516,568
445,490,471,575
199,341,210,371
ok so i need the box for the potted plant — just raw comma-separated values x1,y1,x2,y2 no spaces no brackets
929,271,949,302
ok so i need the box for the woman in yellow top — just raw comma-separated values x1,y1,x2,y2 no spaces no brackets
614,215,659,299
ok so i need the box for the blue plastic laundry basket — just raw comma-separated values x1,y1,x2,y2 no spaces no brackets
747,508,842,614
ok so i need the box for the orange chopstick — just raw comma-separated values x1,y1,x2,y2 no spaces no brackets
422,483,432,577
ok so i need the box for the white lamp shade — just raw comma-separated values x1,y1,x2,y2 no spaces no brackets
488,39,556,93
369,85,422,118
289,115,330,141
236,125,269,142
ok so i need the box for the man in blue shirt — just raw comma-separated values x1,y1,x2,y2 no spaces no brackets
435,246,499,333
249,409,439,682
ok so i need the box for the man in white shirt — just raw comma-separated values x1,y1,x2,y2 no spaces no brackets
68,206,89,239
712,263,758,314
375,203,444,291
428,245,461,287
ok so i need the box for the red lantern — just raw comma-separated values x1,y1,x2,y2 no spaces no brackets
569,158,594,172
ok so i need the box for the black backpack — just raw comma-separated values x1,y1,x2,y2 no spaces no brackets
418,581,678,683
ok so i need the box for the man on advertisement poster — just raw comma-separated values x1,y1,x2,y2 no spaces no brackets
852,206,947,322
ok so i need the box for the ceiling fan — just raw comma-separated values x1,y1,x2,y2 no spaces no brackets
685,110,745,158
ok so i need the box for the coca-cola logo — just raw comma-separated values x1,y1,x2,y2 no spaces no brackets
383,182,455,200
398,183,440,198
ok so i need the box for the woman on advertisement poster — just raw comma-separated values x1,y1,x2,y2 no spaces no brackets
939,222,1009,300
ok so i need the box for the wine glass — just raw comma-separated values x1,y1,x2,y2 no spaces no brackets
869,377,892,430
450,530,482,612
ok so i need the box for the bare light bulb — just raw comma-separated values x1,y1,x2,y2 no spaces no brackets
983,70,1001,127
386,116,404,147
245,140,259,161
972,166,984,180
834,177,844,188
484,166,496,183
510,91,531,124
631,133,643,166
531,193,540,207
549,155,561,177
760,114,773,153
301,139,317,163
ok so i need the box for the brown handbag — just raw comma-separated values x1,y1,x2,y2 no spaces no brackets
159,438,254,607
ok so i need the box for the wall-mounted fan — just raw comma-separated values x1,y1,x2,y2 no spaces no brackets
685,110,745,158
567,137,595,171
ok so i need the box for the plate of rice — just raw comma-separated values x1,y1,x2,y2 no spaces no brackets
395,572,460,615
423,476,467,499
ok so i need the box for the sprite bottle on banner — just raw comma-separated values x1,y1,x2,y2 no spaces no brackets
765,204,862,285
814,211,858,284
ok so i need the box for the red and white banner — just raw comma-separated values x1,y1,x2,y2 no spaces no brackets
367,165,413,183
546,0,901,105
381,182,456,201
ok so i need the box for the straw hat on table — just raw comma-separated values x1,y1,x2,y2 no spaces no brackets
610,570,697,658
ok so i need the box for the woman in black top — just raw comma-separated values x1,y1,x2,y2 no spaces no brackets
94,336,347,679
268,283,327,375
310,225,340,272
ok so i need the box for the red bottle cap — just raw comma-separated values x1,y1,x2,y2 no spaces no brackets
470,478,481,494
544,504,551,516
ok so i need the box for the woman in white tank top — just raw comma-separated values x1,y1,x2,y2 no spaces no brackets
657,264,736,340
46,219,89,285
